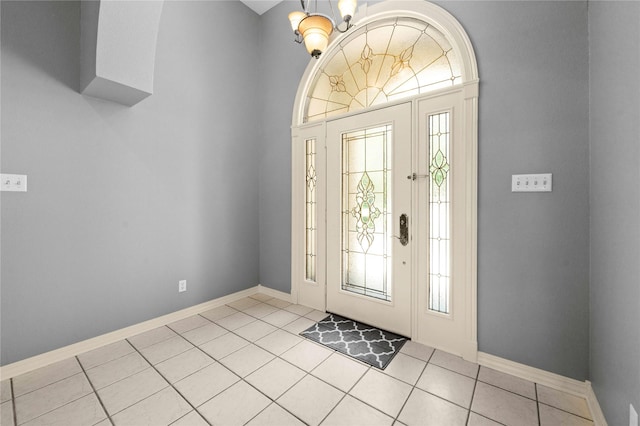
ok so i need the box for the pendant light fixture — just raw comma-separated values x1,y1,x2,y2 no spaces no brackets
289,0,357,59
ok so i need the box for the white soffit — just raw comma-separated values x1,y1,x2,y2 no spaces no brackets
239,0,283,15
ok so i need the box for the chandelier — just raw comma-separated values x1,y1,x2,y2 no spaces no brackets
288,0,357,59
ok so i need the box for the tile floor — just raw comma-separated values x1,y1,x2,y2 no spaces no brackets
0,294,595,426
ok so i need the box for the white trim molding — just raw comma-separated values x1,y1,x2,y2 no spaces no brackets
478,352,608,426
585,381,609,426
0,285,272,380
256,284,292,303
290,0,479,359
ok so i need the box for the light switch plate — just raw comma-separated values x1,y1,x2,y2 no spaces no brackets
1,174,27,192
631,404,638,426
512,173,552,192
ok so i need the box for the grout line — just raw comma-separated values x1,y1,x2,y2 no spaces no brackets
10,379,17,426
536,383,542,426
76,357,113,425
464,360,481,425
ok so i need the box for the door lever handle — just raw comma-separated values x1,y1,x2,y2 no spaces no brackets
407,173,428,181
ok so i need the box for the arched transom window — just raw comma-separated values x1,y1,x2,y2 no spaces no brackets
304,17,463,123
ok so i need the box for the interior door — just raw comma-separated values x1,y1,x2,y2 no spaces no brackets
326,103,412,336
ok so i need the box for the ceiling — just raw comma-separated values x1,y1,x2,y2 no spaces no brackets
239,0,284,15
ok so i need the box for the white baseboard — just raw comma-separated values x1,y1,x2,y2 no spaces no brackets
585,381,609,426
257,284,292,303
477,352,607,426
0,285,261,380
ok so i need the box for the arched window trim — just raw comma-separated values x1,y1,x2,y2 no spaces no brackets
292,0,479,126
291,0,480,360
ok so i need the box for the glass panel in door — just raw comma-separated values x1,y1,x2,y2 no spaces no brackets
326,103,412,336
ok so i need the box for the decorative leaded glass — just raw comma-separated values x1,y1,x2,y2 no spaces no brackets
305,138,317,281
342,125,393,301
304,17,462,123
428,112,450,314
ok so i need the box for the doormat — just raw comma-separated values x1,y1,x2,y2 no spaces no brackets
300,313,408,370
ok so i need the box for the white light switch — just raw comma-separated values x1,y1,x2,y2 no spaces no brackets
1,174,27,192
512,173,552,192
631,404,638,426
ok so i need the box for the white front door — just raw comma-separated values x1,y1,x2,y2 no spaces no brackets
294,90,477,359
326,103,412,336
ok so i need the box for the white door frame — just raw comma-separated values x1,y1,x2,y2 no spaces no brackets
291,0,479,361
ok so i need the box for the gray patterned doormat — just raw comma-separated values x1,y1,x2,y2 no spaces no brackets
299,313,408,369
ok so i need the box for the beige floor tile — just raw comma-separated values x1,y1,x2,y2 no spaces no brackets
155,348,214,383
321,395,394,426
234,320,277,342
262,310,300,328
15,373,93,424
77,340,136,370
243,303,280,319
246,403,305,426
311,353,368,392
478,366,536,400
111,387,191,426
383,353,427,385
245,358,306,399
305,310,329,322
281,340,333,372
128,327,177,350
249,293,274,302
227,297,261,311
255,329,304,355
278,375,344,426
20,393,107,426
284,304,315,316
471,382,538,426
199,305,237,322
181,323,227,346
349,369,412,418
215,311,257,331
539,403,594,426
467,412,503,426
537,385,593,420
429,350,479,378
398,388,468,426
93,420,111,426
174,362,239,407
198,332,249,360
264,298,292,309
416,364,476,408
86,351,150,390
1,380,12,403
1,401,14,426
167,315,211,334
219,344,275,377
97,368,167,416
282,317,316,334
198,381,270,425
399,341,435,362
13,358,82,397
170,410,209,426
138,335,193,365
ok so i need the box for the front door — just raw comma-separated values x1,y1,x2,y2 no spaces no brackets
326,103,412,336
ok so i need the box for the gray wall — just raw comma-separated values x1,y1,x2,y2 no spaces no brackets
1,1,261,364
259,0,591,381
256,1,309,294
589,2,640,425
